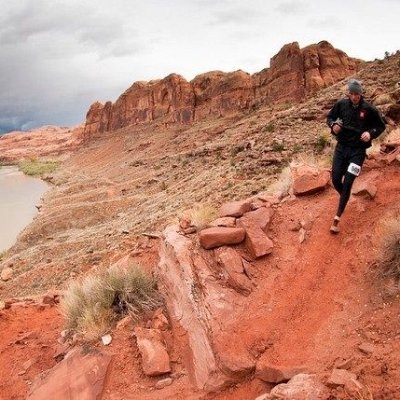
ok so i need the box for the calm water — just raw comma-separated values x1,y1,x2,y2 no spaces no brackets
0,166,48,252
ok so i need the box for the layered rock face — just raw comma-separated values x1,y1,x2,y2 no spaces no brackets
0,125,83,163
84,41,360,137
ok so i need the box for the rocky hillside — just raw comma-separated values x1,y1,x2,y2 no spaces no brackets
1,48,399,300
0,45,400,400
84,41,360,137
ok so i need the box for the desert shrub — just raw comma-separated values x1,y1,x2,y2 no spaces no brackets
19,158,60,176
292,143,303,153
374,213,400,282
189,203,218,230
60,263,162,339
160,181,168,191
314,134,331,153
265,166,292,198
230,145,245,157
291,151,332,169
272,142,285,152
263,123,275,133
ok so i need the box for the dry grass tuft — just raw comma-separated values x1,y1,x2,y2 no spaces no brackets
291,151,332,169
374,212,400,283
60,263,162,339
265,166,292,198
188,203,218,230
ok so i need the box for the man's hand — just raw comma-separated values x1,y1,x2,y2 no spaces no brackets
332,124,341,135
361,131,371,142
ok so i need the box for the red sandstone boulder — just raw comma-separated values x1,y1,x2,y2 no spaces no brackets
199,227,246,249
134,327,171,377
219,200,252,218
214,247,253,295
241,207,274,231
158,226,256,390
27,348,111,400
256,362,308,384
352,182,377,199
292,166,330,196
209,217,237,228
267,374,330,400
237,217,274,259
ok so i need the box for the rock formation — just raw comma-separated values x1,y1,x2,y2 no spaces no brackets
84,41,360,137
0,125,83,163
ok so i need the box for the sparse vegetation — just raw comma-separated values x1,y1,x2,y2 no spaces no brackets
374,212,400,284
272,142,285,152
0,250,6,261
314,133,331,153
19,158,60,177
348,384,374,400
263,122,275,133
160,181,168,191
291,152,332,169
230,145,245,157
183,203,218,231
265,166,292,198
60,263,162,339
293,143,303,153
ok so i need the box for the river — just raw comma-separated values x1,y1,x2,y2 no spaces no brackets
0,166,48,252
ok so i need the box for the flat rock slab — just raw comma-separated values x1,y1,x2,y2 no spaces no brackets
27,348,112,400
219,200,252,218
209,217,237,228
199,227,245,249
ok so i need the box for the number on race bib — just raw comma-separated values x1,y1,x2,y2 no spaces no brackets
348,162,361,176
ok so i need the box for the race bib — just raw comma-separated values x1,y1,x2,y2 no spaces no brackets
348,162,361,176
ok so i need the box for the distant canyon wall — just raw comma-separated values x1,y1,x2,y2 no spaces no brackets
84,41,361,137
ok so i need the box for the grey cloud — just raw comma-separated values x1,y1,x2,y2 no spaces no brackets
307,17,343,29
275,1,308,15
209,8,264,26
0,1,140,57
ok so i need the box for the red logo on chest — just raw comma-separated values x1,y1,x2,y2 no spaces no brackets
359,110,366,119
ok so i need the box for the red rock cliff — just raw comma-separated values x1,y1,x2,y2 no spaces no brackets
84,41,361,137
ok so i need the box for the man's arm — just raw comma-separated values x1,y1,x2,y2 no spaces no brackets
327,100,343,135
368,105,386,139
326,101,341,129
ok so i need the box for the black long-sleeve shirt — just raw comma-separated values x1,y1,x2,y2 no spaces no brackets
326,97,386,148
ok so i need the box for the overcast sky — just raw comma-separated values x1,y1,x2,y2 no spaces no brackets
1,0,399,133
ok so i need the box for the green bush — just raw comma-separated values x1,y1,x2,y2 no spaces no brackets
60,263,162,339
19,158,60,176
